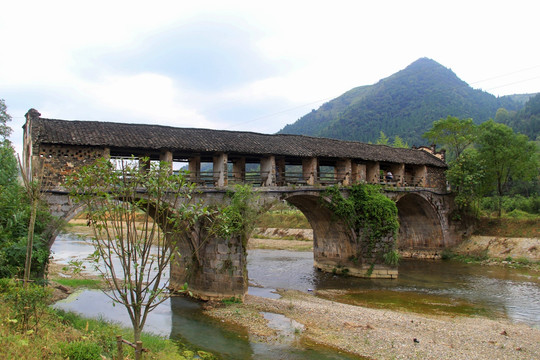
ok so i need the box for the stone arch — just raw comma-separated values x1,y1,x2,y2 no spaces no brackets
42,195,85,250
44,194,178,249
283,193,360,273
395,193,444,250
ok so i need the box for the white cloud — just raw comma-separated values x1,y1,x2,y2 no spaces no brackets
2,0,540,157
79,72,215,127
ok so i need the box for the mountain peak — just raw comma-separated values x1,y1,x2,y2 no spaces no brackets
278,59,522,145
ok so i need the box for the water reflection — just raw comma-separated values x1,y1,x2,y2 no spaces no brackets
52,233,540,359
248,250,540,327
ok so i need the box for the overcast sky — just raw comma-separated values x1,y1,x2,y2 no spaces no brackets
2,0,539,155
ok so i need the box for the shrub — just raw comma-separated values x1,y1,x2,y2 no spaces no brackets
59,340,102,360
480,195,540,216
3,283,52,333
504,209,538,219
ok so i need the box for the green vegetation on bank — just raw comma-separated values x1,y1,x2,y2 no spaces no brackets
255,202,310,229
441,249,540,271
424,115,539,217
0,99,53,279
0,279,216,360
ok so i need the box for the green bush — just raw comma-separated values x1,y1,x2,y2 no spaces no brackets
59,340,102,360
503,209,538,219
3,283,52,333
0,277,15,293
0,142,53,279
480,195,540,215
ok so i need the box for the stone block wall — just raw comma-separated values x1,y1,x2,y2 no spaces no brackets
425,166,447,190
37,144,107,188
169,231,247,301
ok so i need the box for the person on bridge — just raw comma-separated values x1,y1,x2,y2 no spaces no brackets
385,171,393,181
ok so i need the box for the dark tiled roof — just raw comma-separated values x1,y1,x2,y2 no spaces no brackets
30,117,447,167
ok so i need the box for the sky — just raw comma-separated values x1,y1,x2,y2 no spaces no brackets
2,0,539,155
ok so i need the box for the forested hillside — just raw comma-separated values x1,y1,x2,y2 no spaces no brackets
279,58,526,146
495,93,540,141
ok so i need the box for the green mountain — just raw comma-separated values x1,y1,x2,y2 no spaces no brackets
495,93,540,141
278,58,525,146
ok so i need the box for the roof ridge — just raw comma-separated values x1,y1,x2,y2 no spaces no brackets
31,117,447,168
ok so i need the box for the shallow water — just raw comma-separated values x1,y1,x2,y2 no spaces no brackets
51,234,362,359
51,233,540,359
248,249,540,327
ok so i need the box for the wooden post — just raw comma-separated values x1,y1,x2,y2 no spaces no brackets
261,155,276,186
302,157,318,185
159,150,173,173
116,335,123,360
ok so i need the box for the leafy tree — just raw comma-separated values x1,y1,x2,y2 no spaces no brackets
67,157,201,350
0,99,16,186
0,99,12,142
376,131,390,145
476,120,539,216
446,149,485,214
0,102,51,279
494,107,512,124
0,140,18,187
423,116,476,161
392,135,409,148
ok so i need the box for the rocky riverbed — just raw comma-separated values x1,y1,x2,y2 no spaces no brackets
50,227,540,359
205,289,540,360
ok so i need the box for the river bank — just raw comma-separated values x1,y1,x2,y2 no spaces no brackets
49,226,540,359
219,230,540,359
205,289,540,360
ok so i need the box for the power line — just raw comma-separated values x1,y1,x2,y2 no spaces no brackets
470,65,540,85
227,63,540,131
224,96,334,130
486,75,540,91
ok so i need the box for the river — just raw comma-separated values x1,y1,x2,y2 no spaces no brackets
51,233,540,359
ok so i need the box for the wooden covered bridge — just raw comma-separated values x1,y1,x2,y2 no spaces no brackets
23,109,460,300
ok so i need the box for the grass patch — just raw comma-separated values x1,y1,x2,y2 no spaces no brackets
322,289,495,319
441,249,489,263
54,278,102,289
474,216,540,238
442,249,540,270
0,283,216,360
255,210,310,229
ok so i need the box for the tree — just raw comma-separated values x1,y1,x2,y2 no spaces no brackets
0,101,51,279
494,107,511,124
0,139,18,187
476,120,539,216
423,116,476,161
446,149,485,214
392,135,409,148
67,157,200,351
376,131,390,145
0,98,15,186
0,99,12,142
